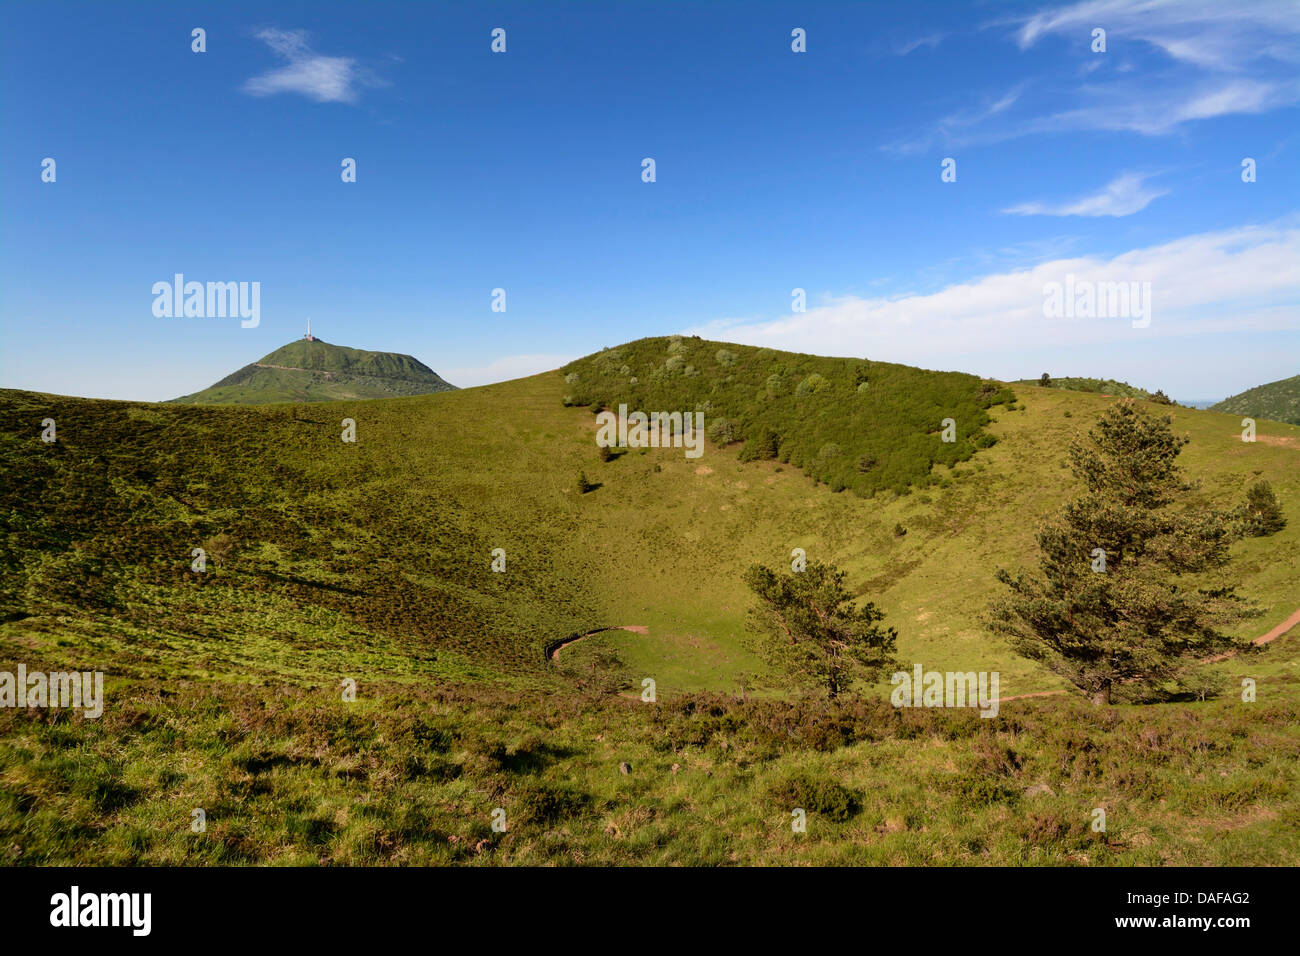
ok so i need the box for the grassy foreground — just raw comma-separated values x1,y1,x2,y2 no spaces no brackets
2,671,1296,865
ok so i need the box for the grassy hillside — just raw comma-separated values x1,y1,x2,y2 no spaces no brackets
564,336,1014,496
1013,376,1160,400
170,339,456,405
2,341,1299,865
1211,374,1300,426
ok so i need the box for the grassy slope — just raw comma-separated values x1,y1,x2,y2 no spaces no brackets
2,355,1299,865
5,364,1299,694
1211,373,1300,426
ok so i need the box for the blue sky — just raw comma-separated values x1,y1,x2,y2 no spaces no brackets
1,0,1296,402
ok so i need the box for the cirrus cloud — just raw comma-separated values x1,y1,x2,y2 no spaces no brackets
1004,172,1167,217
243,29,370,104
685,219,1300,391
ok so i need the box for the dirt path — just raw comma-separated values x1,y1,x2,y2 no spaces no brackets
1201,606,1300,663
997,606,1300,703
545,625,649,662
544,607,1300,701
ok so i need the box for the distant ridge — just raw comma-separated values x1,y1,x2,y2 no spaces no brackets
1210,374,1300,426
169,339,456,405
1012,376,1162,400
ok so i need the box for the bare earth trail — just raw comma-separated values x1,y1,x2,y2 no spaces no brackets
997,606,1300,703
544,608,1300,705
546,625,649,662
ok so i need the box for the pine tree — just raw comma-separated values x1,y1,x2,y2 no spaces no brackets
989,400,1254,705
744,560,897,699
1240,480,1286,536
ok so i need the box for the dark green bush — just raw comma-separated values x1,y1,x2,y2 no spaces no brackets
768,772,860,822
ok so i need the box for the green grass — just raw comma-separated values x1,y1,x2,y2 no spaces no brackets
2,338,1299,865
2,670,1296,865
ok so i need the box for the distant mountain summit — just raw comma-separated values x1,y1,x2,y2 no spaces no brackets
1210,374,1300,425
170,339,456,405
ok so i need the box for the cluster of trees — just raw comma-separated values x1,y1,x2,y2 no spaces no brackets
562,336,1015,497
745,401,1284,706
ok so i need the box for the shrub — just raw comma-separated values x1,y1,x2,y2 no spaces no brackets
768,773,860,822
1240,480,1286,536
707,419,738,445
951,769,1018,806
817,442,843,460
509,782,591,827
738,427,780,462
795,373,831,397
577,472,594,494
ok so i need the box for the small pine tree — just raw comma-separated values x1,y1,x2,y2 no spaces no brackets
744,561,897,700
576,471,593,494
598,444,613,462
1039,372,1052,387
1240,480,1286,536
990,400,1255,705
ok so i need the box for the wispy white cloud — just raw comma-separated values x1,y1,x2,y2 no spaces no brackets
1042,78,1298,137
886,83,1028,154
1004,172,1166,217
1015,0,1300,69
686,220,1300,377
243,29,368,104
897,33,945,56
889,1,1300,152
